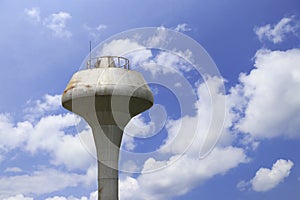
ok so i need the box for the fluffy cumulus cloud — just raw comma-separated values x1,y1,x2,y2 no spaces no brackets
141,51,193,76
0,113,32,151
4,167,23,173
120,146,246,200
23,94,62,121
145,26,179,48
43,11,72,38
0,167,97,199
24,7,72,38
44,190,97,200
0,111,95,170
4,191,98,200
25,114,95,170
3,194,33,200
99,38,152,59
159,76,230,156
233,48,300,139
254,16,299,43
174,23,191,32
238,159,294,192
1,169,71,197
119,76,247,200
124,104,167,141
24,7,41,23
251,159,294,192
122,114,156,151
0,94,97,198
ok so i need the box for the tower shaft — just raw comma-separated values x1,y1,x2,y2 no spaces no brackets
92,125,122,200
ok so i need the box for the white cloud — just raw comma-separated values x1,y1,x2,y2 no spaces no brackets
121,42,295,197
4,191,98,200
25,94,61,113
0,113,32,151
45,197,70,200
123,112,165,151
0,94,94,198
44,190,97,200
3,194,33,200
96,24,107,31
0,94,98,198
24,7,41,23
174,23,191,32
50,129,95,170
236,180,250,191
156,51,192,72
4,167,23,173
24,94,62,121
88,191,98,200
160,76,231,156
24,113,95,170
250,159,294,192
96,38,154,73
254,16,299,43
146,26,168,47
126,49,153,67
120,176,140,200
120,160,140,173
100,38,151,58
120,146,246,200
43,12,72,38
119,76,246,199
121,134,136,151
24,8,72,39
0,168,94,199
234,48,300,139
124,110,166,139
0,94,95,171
139,51,193,76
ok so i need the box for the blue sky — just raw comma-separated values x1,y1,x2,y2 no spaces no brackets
1,0,300,199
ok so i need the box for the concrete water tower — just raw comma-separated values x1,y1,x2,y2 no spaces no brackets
62,56,153,199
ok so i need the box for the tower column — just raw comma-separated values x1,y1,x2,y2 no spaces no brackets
92,125,123,200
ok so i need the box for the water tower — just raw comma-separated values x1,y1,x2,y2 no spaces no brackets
62,56,153,200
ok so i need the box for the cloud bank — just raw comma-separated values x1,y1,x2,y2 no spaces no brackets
238,159,294,192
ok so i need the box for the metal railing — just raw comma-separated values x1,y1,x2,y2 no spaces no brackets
87,56,130,70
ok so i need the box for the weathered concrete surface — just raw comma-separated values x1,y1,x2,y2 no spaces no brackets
62,63,153,200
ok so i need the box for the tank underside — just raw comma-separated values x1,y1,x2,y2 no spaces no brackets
62,95,153,127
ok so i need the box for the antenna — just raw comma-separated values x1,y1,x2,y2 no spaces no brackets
89,41,92,69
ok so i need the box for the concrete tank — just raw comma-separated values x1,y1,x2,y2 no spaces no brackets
62,56,153,200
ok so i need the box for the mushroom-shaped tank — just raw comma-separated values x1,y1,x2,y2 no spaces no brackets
62,56,153,127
